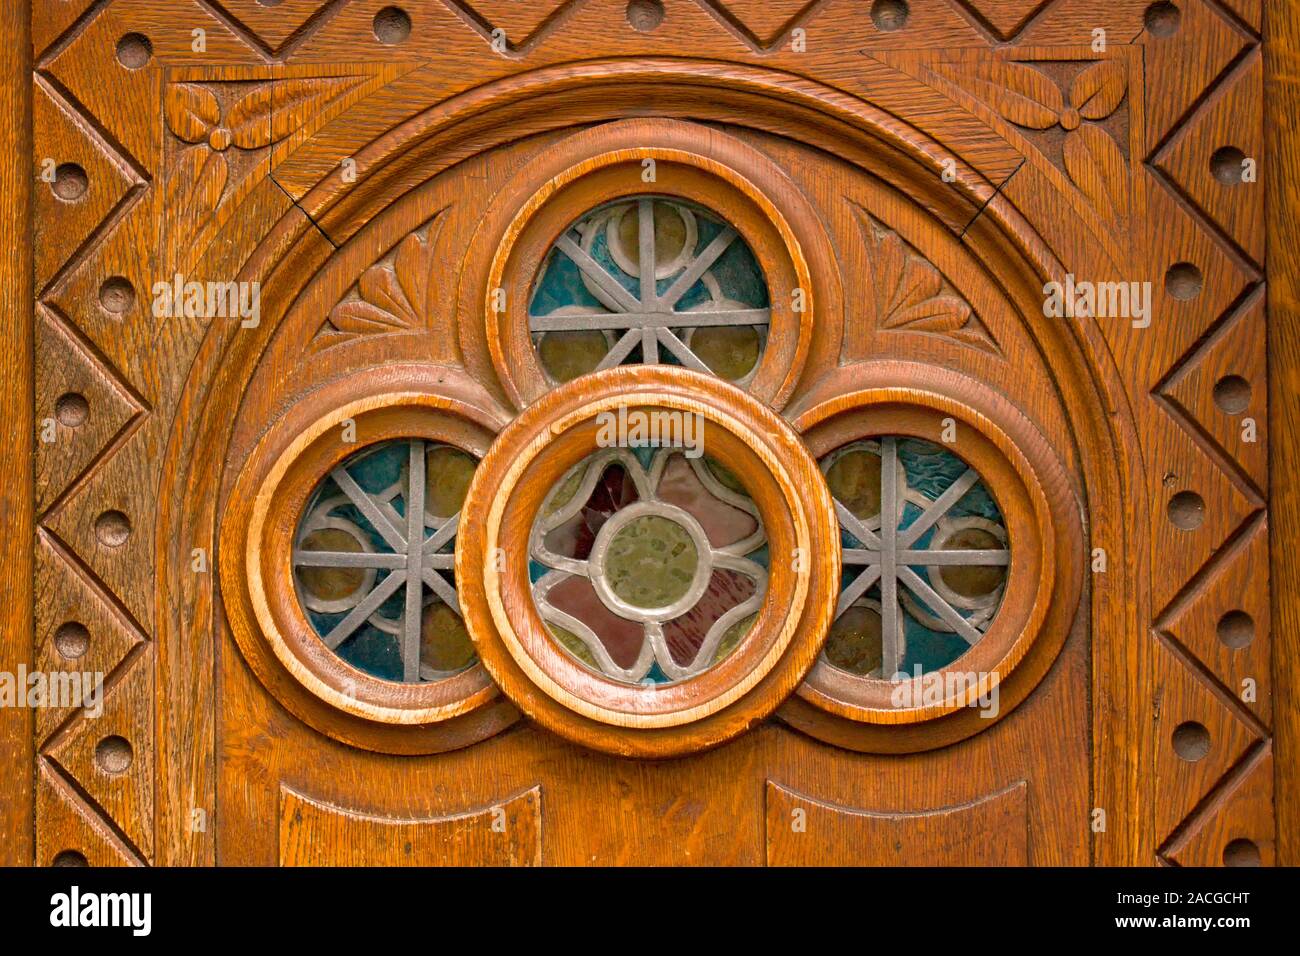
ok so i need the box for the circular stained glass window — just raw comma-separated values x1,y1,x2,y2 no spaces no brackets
529,447,768,685
292,439,479,683
527,196,770,385
819,437,1009,680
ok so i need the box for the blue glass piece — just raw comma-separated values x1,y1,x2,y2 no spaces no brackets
336,626,403,682
642,661,672,685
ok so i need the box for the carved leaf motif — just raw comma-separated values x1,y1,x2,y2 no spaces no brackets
228,79,359,150
165,145,228,229
848,208,1000,359
164,83,219,143
226,85,276,150
869,230,972,334
324,216,455,357
1064,124,1129,222
1069,60,1126,120
960,61,1063,129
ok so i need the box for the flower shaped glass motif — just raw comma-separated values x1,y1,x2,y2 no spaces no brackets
528,197,770,385
530,448,769,684
820,438,1010,679
293,440,479,683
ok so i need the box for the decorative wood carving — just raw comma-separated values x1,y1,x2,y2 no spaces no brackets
314,214,453,350
850,207,1001,358
279,784,542,866
765,779,1029,866
11,0,1278,869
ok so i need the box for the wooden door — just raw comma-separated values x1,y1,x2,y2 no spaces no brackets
4,0,1290,867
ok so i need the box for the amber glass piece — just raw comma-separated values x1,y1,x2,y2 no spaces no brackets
297,528,366,601
689,325,761,380
616,201,689,267
538,330,610,382
937,526,1008,598
420,599,476,673
826,447,883,520
424,445,477,519
825,604,884,675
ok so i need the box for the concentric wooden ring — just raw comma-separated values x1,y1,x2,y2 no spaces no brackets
462,119,824,411
779,361,1084,752
219,365,518,754
456,366,840,757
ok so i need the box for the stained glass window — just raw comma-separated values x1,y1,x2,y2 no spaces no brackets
292,439,478,682
820,437,1010,679
528,197,770,384
529,447,768,684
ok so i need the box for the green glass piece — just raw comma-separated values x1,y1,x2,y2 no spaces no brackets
547,623,599,669
604,515,698,609
703,456,749,497
712,613,757,664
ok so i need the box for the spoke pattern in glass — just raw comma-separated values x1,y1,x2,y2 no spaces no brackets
528,197,770,384
530,447,768,685
820,437,1009,679
292,439,478,683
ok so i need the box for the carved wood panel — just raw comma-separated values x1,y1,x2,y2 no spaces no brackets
16,0,1275,867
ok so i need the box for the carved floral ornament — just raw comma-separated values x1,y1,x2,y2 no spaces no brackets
220,121,1081,757
936,56,1132,225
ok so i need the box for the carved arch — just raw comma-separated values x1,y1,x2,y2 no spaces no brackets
154,61,1148,861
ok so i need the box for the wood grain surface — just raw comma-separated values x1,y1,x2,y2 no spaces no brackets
8,0,1282,867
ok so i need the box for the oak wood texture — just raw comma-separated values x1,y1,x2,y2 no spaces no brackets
456,366,840,756
279,785,542,866
1266,0,1299,867
220,367,512,748
1,0,34,867
765,779,1029,866
12,0,1278,867
782,361,1083,749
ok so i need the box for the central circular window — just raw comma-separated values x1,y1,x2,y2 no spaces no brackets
528,196,771,385
529,446,768,686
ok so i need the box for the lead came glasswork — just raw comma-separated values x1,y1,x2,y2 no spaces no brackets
530,447,769,684
292,439,478,683
528,197,770,384
820,437,1010,678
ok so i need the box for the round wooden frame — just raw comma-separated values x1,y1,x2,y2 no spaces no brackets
779,362,1084,752
219,366,518,754
456,366,840,757
462,119,821,411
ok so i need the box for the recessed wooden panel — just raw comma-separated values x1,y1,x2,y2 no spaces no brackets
278,785,542,866
765,779,1028,866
